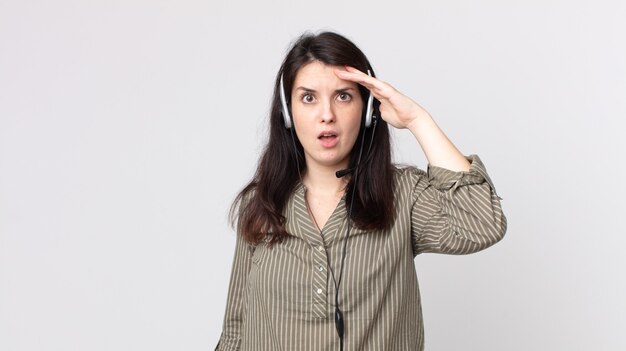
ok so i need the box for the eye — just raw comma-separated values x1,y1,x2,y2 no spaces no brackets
337,92,352,102
301,93,315,103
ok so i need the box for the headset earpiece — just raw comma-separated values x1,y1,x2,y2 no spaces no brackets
279,75,292,129
364,69,375,128
279,68,376,130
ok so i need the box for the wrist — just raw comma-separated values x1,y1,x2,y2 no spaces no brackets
406,111,432,133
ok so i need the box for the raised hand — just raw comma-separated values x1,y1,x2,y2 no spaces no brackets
335,65,470,172
334,66,431,130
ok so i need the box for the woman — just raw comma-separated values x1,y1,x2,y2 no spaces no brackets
215,31,507,351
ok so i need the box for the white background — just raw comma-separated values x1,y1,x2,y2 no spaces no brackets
1,0,624,350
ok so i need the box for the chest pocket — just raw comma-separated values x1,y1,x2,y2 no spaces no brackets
250,244,269,265
246,244,268,293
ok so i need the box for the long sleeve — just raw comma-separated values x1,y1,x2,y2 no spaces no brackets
214,228,254,351
410,154,507,255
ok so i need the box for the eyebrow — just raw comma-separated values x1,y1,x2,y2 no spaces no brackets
294,86,357,94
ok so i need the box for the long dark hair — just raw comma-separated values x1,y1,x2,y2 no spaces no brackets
231,31,395,247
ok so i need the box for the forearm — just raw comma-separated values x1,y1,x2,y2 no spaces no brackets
406,112,470,172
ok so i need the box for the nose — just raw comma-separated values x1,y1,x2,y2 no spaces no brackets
320,99,336,124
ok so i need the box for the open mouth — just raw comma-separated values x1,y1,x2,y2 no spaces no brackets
317,131,339,148
318,132,337,141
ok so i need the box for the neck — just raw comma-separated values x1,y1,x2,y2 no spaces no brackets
302,162,349,196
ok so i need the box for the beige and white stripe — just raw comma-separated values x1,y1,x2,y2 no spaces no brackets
215,154,507,350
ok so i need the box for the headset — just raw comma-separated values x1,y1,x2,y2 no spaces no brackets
280,70,376,129
279,68,378,351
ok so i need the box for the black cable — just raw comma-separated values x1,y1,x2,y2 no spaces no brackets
289,128,303,182
289,108,378,351
335,122,369,351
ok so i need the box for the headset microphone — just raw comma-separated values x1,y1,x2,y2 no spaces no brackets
335,168,355,178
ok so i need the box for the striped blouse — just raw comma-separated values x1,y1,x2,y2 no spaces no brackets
215,154,507,350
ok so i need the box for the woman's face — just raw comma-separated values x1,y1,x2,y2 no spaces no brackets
290,60,363,172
